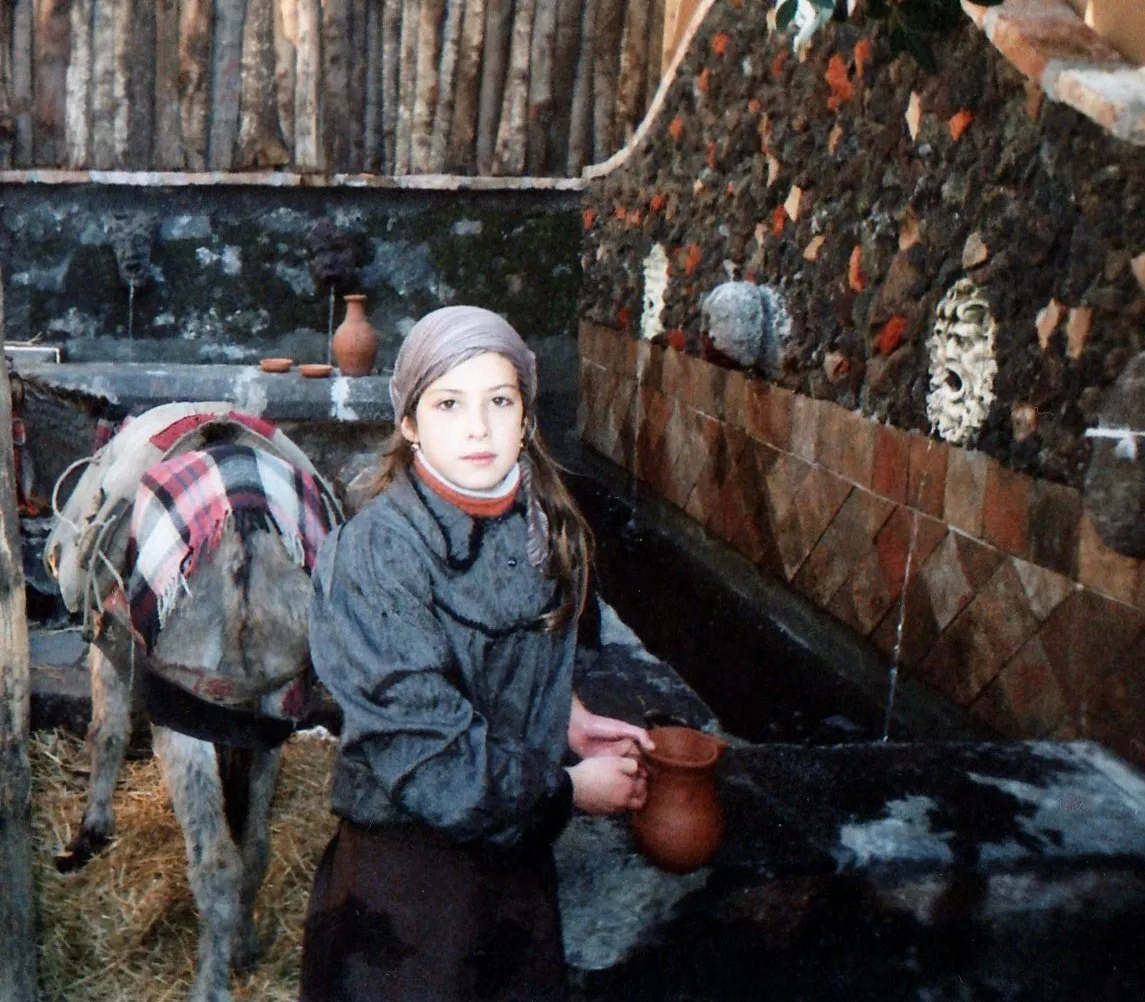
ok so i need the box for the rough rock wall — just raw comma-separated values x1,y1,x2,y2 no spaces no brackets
581,0,1145,489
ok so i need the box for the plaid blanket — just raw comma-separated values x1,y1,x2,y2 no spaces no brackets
126,442,341,650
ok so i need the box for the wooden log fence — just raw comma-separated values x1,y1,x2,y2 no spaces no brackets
0,0,665,177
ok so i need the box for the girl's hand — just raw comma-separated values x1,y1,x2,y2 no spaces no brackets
567,756,648,814
568,694,655,761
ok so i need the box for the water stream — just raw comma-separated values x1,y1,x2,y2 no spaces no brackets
126,285,135,360
881,434,934,741
626,343,648,534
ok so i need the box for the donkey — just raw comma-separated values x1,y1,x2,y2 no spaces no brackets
44,402,342,1002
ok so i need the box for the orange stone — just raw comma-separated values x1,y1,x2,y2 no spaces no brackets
825,54,853,110
712,32,730,57
949,109,975,141
849,245,866,292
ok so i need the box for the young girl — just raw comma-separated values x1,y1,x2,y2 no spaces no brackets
300,305,653,1002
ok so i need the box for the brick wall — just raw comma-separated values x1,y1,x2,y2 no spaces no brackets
580,320,1145,764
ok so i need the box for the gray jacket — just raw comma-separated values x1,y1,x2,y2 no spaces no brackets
309,469,576,849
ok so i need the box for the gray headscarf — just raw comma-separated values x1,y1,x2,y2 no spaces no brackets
390,306,548,567
390,306,537,422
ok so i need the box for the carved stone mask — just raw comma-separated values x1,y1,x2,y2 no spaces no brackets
926,279,998,446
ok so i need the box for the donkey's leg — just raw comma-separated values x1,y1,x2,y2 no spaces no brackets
231,743,283,972
154,726,241,1002
56,642,132,871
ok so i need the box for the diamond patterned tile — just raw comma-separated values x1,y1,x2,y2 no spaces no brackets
838,410,877,490
1011,558,1072,622
790,393,820,463
1037,587,1145,725
971,636,1069,739
814,401,850,477
871,423,911,504
943,446,989,538
666,405,709,511
724,368,747,430
744,379,793,451
1077,511,1139,606
1028,478,1081,578
794,486,895,608
982,461,1031,559
728,440,783,571
907,433,948,519
774,465,852,581
661,346,687,402
917,560,1042,705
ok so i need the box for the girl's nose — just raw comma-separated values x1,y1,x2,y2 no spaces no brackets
466,403,490,437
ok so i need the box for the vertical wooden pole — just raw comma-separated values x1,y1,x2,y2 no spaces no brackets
548,0,582,176
64,0,93,168
591,0,625,163
614,0,649,145
364,0,383,171
492,0,534,176
179,0,214,171
474,0,512,175
321,0,352,171
409,0,444,174
380,0,402,174
524,0,557,175
238,0,290,168
154,0,187,168
645,0,665,110
426,0,463,173
444,0,483,173
394,0,420,175
32,0,71,167
209,0,247,170
11,1,32,166
567,0,597,175
124,0,156,168
90,0,116,168
273,0,298,157
294,0,322,171
0,269,36,1002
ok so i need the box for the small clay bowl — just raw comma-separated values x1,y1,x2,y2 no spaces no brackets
259,357,294,373
299,363,333,379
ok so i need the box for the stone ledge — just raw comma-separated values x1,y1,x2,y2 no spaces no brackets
0,169,587,191
964,0,1145,145
18,362,394,424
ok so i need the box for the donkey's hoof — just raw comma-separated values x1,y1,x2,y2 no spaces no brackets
54,831,112,872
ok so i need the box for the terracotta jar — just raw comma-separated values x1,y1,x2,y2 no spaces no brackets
332,293,379,376
630,726,727,874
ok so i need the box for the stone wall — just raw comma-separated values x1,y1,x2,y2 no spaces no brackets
578,1,1145,762
1,183,581,368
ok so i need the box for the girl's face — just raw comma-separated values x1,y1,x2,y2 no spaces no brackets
401,352,525,490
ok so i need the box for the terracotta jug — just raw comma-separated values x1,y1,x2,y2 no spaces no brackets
332,294,379,376
630,726,727,874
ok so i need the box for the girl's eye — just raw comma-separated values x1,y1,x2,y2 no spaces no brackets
436,398,458,410
492,395,518,407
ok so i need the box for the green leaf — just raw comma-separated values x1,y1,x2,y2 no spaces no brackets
776,0,798,30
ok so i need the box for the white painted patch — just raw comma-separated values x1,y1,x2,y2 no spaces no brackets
926,278,998,446
837,795,954,867
330,377,360,421
231,368,268,415
452,219,483,236
640,243,670,341
221,246,242,276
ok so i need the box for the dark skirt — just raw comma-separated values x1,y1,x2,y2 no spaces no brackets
299,820,569,1002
